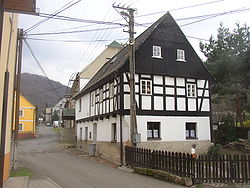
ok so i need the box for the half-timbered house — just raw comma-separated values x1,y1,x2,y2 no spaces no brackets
74,12,214,164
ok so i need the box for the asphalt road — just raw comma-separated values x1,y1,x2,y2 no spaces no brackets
19,126,183,188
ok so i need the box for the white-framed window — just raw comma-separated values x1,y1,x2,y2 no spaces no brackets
99,89,103,102
18,123,24,131
152,46,162,58
111,123,117,142
186,122,197,139
176,49,186,62
109,83,114,98
79,99,82,112
19,109,24,117
140,80,152,95
147,122,160,140
91,92,95,106
187,84,196,97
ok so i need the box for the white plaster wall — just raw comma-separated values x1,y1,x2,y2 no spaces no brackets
188,98,196,111
176,77,185,86
165,76,174,85
135,116,211,142
154,75,163,84
154,86,163,94
202,99,210,111
177,98,185,111
166,97,175,110
142,96,151,110
76,93,90,120
154,96,163,110
197,79,205,88
77,115,130,142
177,88,185,96
166,87,175,95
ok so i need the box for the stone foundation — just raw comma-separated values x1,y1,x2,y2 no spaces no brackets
137,140,211,154
79,141,122,164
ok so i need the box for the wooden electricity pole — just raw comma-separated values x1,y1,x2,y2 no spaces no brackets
112,5,140,145
12,29,24,170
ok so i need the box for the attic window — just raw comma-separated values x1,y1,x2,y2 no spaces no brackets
176,49,186,62
152,46,162,58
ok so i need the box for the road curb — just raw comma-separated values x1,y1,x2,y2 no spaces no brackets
46,177,62,188
118,165,134,173
4,176,29,188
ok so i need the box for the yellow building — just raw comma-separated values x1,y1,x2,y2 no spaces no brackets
18,95,37,139
0,12,18,182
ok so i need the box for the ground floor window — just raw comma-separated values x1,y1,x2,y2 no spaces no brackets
147,122,160,140
186,122,197,139
111,123,117,142
18,123,23,131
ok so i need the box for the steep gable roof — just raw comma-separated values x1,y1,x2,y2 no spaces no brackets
74,12,213,99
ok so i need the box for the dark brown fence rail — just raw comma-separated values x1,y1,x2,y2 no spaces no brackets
125,146,250,184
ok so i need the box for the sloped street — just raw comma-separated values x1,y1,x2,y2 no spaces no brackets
18,126,183,188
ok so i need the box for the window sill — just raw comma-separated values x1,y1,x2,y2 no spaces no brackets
141,94,152,96
176,59,186,62
152,56,163,59
147,138,162,141
187,96,197,98
186,137,198,140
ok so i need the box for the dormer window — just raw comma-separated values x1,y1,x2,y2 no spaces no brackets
177,49,186,62
152,46,162,58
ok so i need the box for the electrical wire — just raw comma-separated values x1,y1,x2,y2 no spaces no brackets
26,37,127,43
24,0,82,34
24,39,63,101
23,85,67,96
27,26,121,36
136,0,224,18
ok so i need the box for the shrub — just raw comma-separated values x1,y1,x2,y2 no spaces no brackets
207,145,220,156
215,114,237,145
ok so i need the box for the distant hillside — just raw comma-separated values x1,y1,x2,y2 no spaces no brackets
21,73,70,111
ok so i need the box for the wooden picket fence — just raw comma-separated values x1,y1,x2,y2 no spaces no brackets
125,146,250,184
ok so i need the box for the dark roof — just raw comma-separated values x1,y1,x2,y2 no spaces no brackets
74,12,213,99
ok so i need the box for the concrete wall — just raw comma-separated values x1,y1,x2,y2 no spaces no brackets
62,128,76,144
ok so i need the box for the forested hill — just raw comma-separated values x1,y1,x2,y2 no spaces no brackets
20,73,70,110
199,23,250,123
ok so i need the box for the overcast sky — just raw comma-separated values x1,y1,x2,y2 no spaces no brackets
18,0,250,86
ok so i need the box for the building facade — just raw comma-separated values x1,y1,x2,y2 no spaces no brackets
0,12,18,182
18,95,37,139
74,12,214,164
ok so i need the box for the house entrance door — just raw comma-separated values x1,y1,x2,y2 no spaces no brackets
93,123,97,142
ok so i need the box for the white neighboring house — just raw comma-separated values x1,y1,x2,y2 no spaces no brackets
74,12,214,164
52,98,66,126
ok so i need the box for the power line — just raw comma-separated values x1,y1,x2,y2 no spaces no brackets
26,37,127,43
136,0,224,18
24,39,63,101
27,26,121,36
24,0,83,34
26,6,250,37
23,85,67,96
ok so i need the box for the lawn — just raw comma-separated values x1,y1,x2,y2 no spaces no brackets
10,167,32,177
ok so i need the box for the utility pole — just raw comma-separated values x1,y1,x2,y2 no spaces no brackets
113,4,140,145
12,29,24,170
